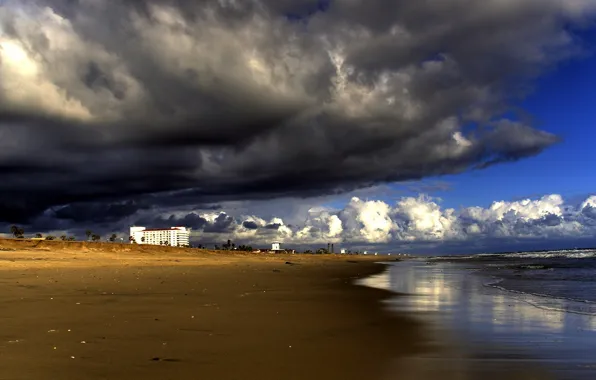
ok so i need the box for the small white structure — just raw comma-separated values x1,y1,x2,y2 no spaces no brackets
271,242,281,251
340,248,347,254
129,226,190,247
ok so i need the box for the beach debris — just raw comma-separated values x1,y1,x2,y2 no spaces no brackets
151,357,181,362
285,261,294,265
47,329,57,333
70,356,75,359
272,269,281,272
80,341,86,344
8,339,21,344
53,347,57,350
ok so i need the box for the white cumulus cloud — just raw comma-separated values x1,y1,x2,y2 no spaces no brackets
126,193,596,252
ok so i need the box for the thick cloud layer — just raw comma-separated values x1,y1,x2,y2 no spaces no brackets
130,193,596,252
1,0,594,223
3,192,596,253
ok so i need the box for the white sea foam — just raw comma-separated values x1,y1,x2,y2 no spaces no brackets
432,249,596,260
483,275,596,316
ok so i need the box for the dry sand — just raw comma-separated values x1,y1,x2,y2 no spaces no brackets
0,239,424,380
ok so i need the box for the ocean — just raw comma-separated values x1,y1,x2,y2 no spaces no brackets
438,250,596,315
360,250,596,379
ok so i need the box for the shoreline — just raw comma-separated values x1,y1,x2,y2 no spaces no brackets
373,259,596,379
0,246,426,379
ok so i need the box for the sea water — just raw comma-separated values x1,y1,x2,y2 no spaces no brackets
360,251,596,379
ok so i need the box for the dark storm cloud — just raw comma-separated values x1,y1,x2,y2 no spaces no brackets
131,211,235,233
52,201,146,223
202,213,235,233
242,221,259,230
134,211,237,233
0,0,594,227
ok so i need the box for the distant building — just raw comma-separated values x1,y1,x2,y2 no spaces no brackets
271,242,281,251
340,248,347,254
129,226,190,247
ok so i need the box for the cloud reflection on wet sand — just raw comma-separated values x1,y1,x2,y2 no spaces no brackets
360,261,596,379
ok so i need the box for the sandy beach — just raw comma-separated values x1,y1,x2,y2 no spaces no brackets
0,239,423,380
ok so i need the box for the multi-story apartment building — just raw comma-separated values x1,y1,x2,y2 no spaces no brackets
129,226,190,247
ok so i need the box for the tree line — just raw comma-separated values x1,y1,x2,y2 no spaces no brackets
212,239,253,251
8,226,120,242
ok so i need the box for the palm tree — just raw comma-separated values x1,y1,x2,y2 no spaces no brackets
109,234,117,242
85,230,92,241
60,235,67,241
68,236,75,241
35,233,43,238
10,225,24,238
46,236,56,241
91,234,100,242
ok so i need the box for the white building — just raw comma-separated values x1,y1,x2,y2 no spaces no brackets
340,248,347,254
271,242,281,251
129,226,190,247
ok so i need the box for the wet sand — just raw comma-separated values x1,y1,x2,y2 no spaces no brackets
362,260,596,379
0,242,424,380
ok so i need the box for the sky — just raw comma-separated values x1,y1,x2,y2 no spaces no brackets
1,0,596,254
